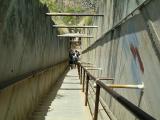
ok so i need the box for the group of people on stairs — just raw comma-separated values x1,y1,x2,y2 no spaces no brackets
69,49,80,69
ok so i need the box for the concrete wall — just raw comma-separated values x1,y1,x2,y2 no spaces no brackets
81,0,160,119
0,0,69,119
0,61,68,120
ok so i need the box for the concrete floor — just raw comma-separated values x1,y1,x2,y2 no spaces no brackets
29,69,92,120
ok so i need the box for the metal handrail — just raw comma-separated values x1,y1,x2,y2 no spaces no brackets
88,80,117,120
77,62,156,120
96,81,155,120
0,60,68,90
104,83,144,89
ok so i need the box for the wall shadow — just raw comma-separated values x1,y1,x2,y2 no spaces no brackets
82,13,145,54
28,68,69,120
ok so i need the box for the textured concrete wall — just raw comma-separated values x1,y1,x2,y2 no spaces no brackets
0,0,69,82
0,61,68,120
81,0,160,119
0,0,69,119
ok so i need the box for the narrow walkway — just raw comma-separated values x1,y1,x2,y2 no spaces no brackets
30,69,91,120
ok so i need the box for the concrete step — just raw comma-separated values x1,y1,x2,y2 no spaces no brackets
29,69,92,120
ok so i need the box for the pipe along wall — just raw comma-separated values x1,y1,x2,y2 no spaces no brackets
0,0,69,120
81,0,160,120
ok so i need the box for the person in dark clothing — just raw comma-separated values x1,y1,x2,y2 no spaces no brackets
69,50,77,69
69,49,80,69
74,50,80,67
69,50,74,69
75,50,80,59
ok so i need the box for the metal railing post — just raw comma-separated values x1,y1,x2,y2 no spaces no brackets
78,62,156,120
93,84,100,120
82,71,85,92
80,66,83,84
138,89,144,107
85,75,89,106
77,64,80,80
96,81,156,120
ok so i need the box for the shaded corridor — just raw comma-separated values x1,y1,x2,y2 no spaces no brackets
29,69,91,120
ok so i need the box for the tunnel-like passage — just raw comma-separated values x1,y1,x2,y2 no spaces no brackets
0,0,160,120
